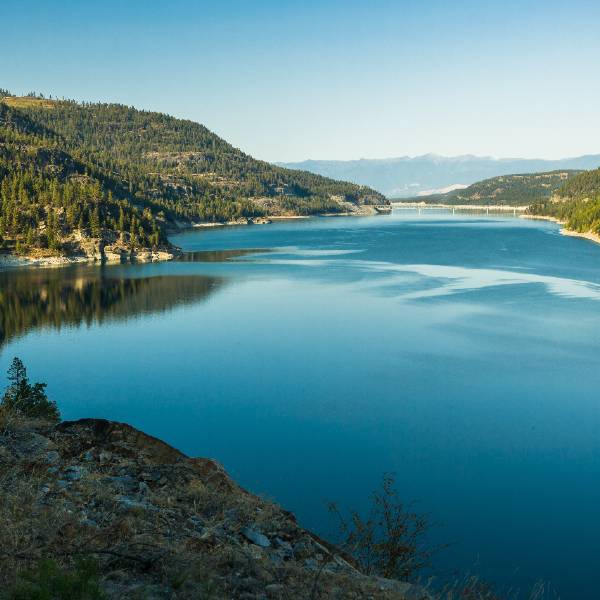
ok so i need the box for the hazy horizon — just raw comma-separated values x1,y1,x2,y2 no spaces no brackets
278,151,600,163
2,0,600,162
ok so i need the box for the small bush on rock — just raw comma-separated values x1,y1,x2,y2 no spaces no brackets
329,473,437,582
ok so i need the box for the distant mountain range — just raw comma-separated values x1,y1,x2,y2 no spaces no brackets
277,154,600,198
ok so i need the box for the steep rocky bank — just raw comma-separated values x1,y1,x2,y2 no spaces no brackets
0,417,429,599
0,229,180,267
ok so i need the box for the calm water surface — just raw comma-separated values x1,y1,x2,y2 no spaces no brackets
2,210,600,597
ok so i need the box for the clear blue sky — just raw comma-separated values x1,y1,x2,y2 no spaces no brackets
1,0,599,162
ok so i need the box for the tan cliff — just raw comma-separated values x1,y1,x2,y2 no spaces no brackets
1,228,180,267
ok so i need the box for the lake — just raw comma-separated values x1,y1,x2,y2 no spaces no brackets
2,209,600,597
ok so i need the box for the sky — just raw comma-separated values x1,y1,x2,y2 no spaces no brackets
1,0,599,162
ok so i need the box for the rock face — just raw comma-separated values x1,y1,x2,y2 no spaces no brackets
11,229,181,266
77,230,180,263
0,418,430,599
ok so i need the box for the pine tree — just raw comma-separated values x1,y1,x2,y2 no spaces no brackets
118,206,126,238
129,216,137,249
1,357,60,422
90,205,101,238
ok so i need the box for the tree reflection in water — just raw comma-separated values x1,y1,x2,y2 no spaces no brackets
0,265,223,348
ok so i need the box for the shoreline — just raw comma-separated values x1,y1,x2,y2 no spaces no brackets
189,206,388,229
0,249,178,269
519,214,563,223
0,209,381,268
5,209,599,269
191,214,310,228
0,254,91,268
561,228,600,245
520,214,600,246
268,215,311,220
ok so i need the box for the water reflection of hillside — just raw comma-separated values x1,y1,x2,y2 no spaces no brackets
176,248,268,262
0,267,223,347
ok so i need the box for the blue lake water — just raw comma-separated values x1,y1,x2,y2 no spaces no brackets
2,210,600,597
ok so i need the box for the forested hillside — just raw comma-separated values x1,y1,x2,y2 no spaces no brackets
554,168,600,201
0,100,166,256
0,92,384,257
528,168,600,233
404,170,582,206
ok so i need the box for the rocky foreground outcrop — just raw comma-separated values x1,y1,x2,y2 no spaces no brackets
0,418,429,599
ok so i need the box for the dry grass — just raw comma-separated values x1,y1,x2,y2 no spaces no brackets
433,575,560,600
1,96,58,109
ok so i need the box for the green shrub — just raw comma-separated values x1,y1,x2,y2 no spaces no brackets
4,558,104,600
